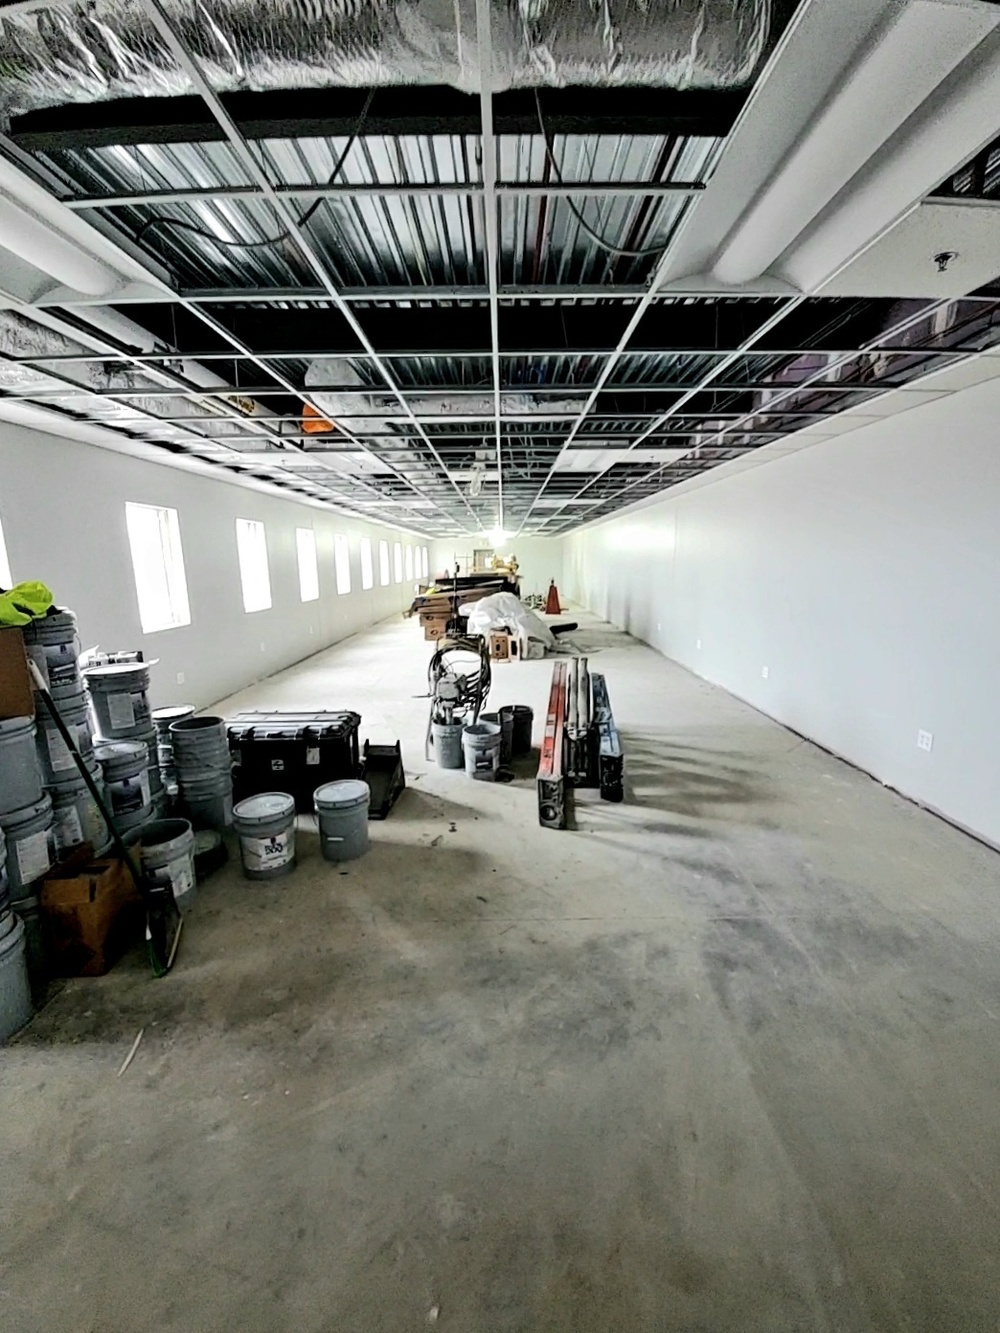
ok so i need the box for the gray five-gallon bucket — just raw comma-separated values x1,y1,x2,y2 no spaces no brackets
94,740,151,831
169,716,229,767
22,609,79,687
153,705,195,783
233,792,297,881
35,692,93,784
462,721,502,781
49,763,110,855
500,704,534,757
179,769,233,832
0,915,33,1042
314,780,370,863
133,728,163,796
431,720,465,770
139,818,197,912
84,661,152,738
0,717,43,816
480,711,512,766
0,794,54,897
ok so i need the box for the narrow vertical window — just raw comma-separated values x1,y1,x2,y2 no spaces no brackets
125,502,191,632
378,540,390,587
235,518,272,613
296,528,319,602
334,534,351,594
360,537,374,590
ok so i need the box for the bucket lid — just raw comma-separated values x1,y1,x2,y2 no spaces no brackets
84,661,150,686
0,715,35,739
0,791,52,829
94,740,146,764
314,779,370,811
153,705,195,724
234,791,295,824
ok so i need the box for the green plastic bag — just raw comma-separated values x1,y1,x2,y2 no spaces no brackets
0,581,54,627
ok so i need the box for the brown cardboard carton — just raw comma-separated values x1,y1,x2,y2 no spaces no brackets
41,857,143,977
0,627,34,720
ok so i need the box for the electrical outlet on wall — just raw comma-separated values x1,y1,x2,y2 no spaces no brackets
761,665,769,680
657,622,662,633
260,641,266,653
176,671,185,685
917,730,934,752
696,638,702,650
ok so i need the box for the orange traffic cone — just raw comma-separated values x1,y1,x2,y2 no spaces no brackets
544,579,562,615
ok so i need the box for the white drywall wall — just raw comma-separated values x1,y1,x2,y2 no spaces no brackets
564,372,1000,848
430,537,563,598
0,420,426,710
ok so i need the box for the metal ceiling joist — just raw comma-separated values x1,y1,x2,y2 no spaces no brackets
64,181,706,211
9,86,748,153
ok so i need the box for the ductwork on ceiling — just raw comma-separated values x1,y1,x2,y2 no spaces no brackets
0,0,771,125
304,358,588,434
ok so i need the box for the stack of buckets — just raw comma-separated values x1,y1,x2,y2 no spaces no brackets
25,611,110,859
0,609,104,1039
169,716,234,833
83,658,162,833
152,705,195,796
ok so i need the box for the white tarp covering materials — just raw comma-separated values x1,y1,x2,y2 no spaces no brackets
0,0,771,126
461,591,556,650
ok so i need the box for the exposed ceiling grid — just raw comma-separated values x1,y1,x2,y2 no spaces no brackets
0,0,999,537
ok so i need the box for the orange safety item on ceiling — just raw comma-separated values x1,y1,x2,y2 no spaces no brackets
302,402,336,435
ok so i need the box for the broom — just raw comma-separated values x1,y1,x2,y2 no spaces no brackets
27,660,182,977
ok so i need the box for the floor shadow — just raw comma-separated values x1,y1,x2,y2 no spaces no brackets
620,732,771,821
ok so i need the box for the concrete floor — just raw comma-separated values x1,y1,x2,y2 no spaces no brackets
4,609,1000,1331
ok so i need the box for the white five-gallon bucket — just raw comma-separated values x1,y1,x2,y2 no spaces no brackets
233,792,297,880
35,687,94,784
49,762,110,855
314,780,370,863
84,661,152,738
22,609,80,687
0,794,54,897
0,717,44,816
431,720,465,769
462,721,502,781
139,818,197,913
94,740,151,831
0,915,32,1042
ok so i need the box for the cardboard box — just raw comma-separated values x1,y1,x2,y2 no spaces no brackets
0,627,34,720
489,631,511,662
41,856,143,977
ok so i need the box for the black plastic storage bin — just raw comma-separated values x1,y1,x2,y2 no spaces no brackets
227,711,361,813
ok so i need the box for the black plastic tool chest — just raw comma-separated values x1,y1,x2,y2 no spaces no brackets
227,711,361,812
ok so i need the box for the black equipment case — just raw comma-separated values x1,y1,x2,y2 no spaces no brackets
227,711,361,812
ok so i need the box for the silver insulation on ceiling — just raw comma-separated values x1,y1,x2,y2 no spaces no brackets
0,309,252,443
0,0,771,124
